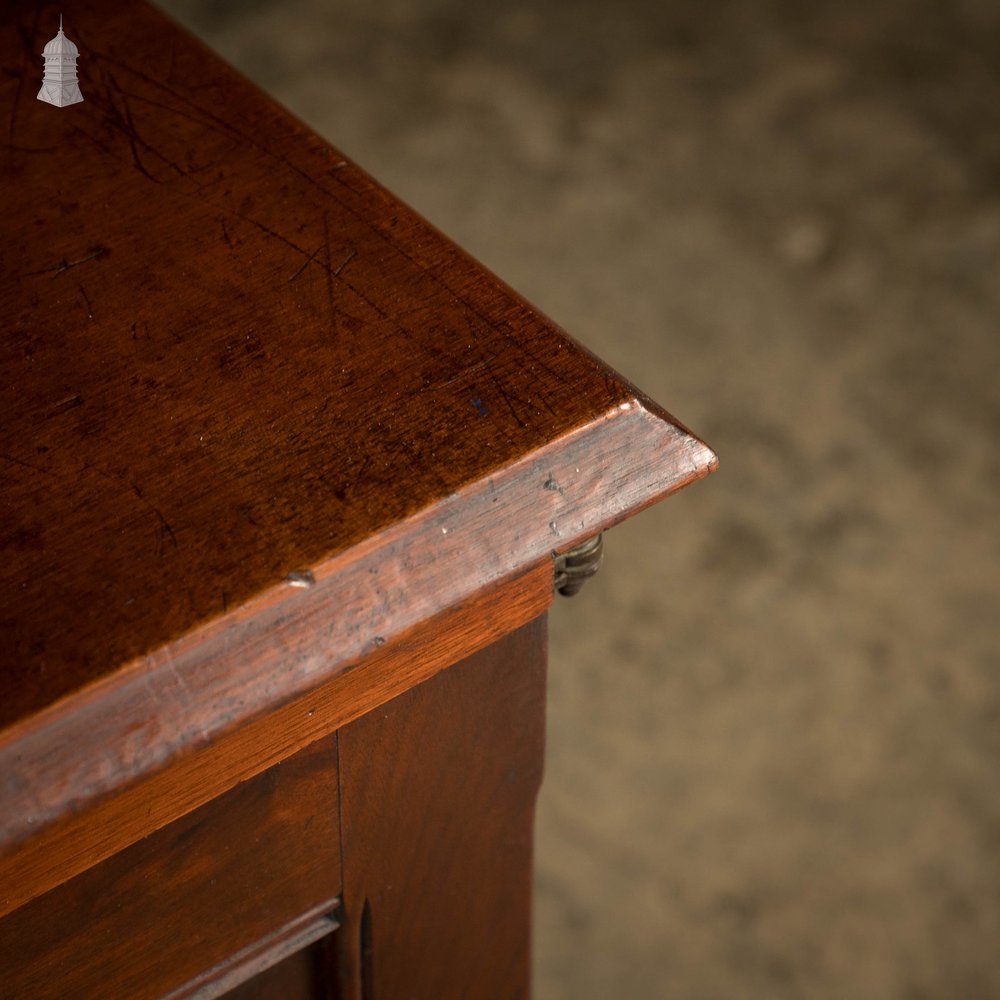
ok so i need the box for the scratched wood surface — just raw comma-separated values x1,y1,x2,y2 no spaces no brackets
0,0,715,864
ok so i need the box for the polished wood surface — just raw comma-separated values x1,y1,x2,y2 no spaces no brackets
1,4,717,996
0,562,550,920
335,618,547,1000
0,0,716,863
0,735,341,1000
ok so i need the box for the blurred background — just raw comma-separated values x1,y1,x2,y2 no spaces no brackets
156,1,1000,996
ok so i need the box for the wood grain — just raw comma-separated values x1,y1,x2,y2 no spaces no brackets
165,905,339,1000
0,561,550,919
0,735,341,1000
0,0,716,900
0,0,713,727
219,938,335,1000
335,617,547,1000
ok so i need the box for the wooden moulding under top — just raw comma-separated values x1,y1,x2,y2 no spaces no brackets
0,0,717,913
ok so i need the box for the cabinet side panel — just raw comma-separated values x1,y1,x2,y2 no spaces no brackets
336,615,548,1000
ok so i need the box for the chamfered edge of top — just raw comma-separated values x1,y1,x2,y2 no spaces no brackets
0,392,716,855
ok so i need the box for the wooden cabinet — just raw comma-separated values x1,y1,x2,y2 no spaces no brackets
0,2,716,997
2,737,341,999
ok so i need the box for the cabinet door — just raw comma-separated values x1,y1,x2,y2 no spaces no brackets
334,616,547,1000
0,735,341,1000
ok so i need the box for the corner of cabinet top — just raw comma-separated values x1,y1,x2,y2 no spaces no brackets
0,0,717,852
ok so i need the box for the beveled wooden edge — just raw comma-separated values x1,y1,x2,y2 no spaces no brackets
0,398,715,884
163,899,339,1000
0,562,551,918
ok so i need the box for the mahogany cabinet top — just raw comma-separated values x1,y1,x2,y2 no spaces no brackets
0,0,715,849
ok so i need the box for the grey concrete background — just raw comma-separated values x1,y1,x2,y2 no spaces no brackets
155,1,1000,996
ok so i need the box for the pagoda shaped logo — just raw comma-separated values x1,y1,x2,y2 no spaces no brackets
37,16,84,108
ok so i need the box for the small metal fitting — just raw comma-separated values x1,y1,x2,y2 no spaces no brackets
554,533,604,596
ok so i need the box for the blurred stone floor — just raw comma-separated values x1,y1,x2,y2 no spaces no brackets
156,1,1000,996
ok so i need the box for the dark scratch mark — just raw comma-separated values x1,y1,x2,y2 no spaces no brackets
489,369,528,429
324,166,575,392
24,247,110,279
396,436,453,495
470,396,489,417
48,395,84,417
115,80,161,165
115,97,161,184
334,248,357,277
0,452,58,478
466,319,559,417
115,77,150,170
221,591,230,613
501,325,572,393
74,41,566,391
83,462,180,559
313,395,334,421
114,87,215,139
78,284,94,320
132,483,179,553
8,63,24,147
69,43,463,361
233,214,413,350
236,212,303,255
95,68,188,185
83,45,333,201
288,242,323,282
322,213,336,328
9,10,41,146
235,503,259,526
86,47,243,132
221,219,233,249
74,126,116,159
356,452,374,483
419,353,498,393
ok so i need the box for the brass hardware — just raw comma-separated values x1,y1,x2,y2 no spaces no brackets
554,533,604,596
